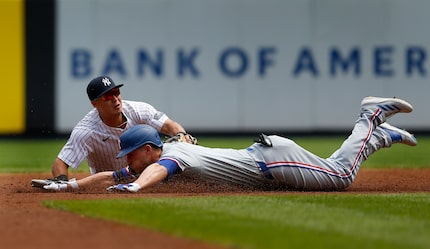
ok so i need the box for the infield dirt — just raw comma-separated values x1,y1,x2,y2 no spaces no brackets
1,169,429,249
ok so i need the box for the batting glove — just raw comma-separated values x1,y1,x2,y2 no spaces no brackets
41,178,78,191
106,183,141,192
43,182,68,191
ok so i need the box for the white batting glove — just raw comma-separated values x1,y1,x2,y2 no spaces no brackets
106,183,141,192
43,182,68,191
42,178,78,191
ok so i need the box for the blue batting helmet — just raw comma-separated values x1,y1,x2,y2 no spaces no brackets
116,124,163,158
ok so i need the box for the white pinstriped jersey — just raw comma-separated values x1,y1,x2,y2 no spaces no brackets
58,100,169,174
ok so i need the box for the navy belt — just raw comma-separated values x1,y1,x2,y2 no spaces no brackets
256,161,274,179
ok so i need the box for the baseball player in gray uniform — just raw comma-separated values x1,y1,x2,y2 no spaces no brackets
49,75,194,181
35,96,417,192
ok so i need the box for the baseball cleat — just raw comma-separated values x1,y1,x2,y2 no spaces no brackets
361,96,413,120
380,122,417,146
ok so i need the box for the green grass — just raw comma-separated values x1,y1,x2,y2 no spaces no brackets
0,135,428,173
45,194,430,249
0,139,65,173
0,139,88,173
2,136,428,248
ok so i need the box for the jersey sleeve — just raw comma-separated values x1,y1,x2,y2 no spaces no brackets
57,127,91,169
158,159,180,176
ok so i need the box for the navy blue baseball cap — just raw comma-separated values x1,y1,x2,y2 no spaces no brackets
86,76,124,101
116,124,163,158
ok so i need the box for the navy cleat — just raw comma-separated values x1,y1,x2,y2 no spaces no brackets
361,96,413,120
380,122,417,146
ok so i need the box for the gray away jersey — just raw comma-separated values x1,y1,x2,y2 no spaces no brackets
158,110,393,191
160,142,271,188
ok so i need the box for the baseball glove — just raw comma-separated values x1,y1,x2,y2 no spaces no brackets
165,132,198,144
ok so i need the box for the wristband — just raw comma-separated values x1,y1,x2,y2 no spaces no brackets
112,166,137,182
55,174,68,181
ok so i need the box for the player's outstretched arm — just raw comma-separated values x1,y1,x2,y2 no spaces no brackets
76,171,116,190
107,163,168,192
38,171,115,191
161,119,187,136
134,163,168,189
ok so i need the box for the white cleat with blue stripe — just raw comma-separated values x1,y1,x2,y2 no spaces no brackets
361,96,413,119
379,123,417,146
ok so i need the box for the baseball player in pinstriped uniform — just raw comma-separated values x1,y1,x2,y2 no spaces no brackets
49,75,194,181
35,96,417,192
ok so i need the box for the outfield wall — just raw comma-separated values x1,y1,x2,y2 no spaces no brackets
0,0,25,134
3,0,430,135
